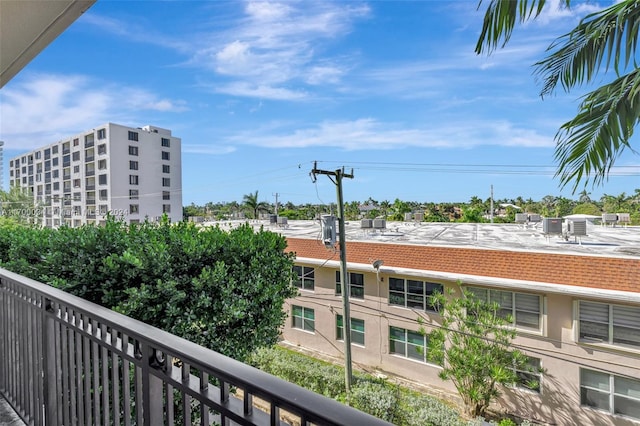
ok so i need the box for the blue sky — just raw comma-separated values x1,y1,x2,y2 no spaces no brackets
1,0,639,205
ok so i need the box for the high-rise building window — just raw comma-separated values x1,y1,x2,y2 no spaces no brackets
161,151,170,160
162,164,170,173
128,131,139,141
98,174,107,185
163,204,171,213
129,189,139,200
162,178,170,187
72,152,80,161
129,161,138,170
97,128,106,139
161,138,170,147
98,144,107,155
130,204,139,214
98,159,107,170
162,191,170,200
129,175,139,185
99,189,108,201
128,146,138,156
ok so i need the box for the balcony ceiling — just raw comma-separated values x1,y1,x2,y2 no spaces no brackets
0,0,96,88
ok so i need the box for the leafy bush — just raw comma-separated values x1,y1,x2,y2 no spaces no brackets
0,218,296,362
250,346,478,426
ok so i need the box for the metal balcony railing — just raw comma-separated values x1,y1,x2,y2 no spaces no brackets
0,268,389,426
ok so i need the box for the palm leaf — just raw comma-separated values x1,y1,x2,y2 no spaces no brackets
475,0,560,54
535,1,640,97
554,69,640,191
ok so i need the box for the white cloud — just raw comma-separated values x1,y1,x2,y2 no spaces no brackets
225,118,554,150
213,82,307,100
0,74,187,150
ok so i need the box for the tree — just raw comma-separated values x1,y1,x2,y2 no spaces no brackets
242,190,270,219
0,186,39,224
477,0,640,191
0,218,297,363
425,286,530,418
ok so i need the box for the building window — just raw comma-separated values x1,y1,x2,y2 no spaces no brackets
98,159,107,170
292,305,314,332
72,151,80,161
128,131,138,141
336,315,365,346
580,369,640,420
35,151,41,160
97,128,106,139
162,164,170,173
161,151,170,160
513,356,542,393
335,271,364,299
467,287,541,331
129,175,139,185
52,157,58,166
73,179,80,188
129,189,139,200
130,204,139,214
99,190,108,201
98,144,107,155
52,170,59,179
52,146,58,154
161,138,170,147
389,326,430,363
293,266,314,291
128,146,139,156
389,278,442,312
73,165,79,174
73,138,79,146
578,301,640,349
162,178,170,187
129,161,138,170
162,191,170,200
163,204,171,213
53,182,59,191
98,174,107,185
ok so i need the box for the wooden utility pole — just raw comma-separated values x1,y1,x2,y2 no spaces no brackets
310,161,354,392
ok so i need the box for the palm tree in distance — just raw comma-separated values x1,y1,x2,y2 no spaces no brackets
242,190,270,219
477,0,640,191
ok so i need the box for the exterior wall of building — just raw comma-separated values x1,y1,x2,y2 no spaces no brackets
282,239,640,426
8,123,182,226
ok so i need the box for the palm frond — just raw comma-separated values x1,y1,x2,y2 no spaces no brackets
554,69,640,191
535,1,640,97
476,0,558,54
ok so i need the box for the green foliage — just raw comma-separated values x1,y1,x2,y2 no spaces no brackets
458,207,486,223
249,346,477,425
572,202,601,216
477,0,640,191
426,285,528,418
498,418,517,426
0,217,296,362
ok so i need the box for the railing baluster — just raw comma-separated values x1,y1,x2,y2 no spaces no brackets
68,312,78,426
122,351,131,425
92,322,101,426
112,329,121,426
182,361,191,426
76,314,85,425
101,324,110,426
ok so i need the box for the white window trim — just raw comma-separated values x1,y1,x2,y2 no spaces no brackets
575,300,640,355
336,314,365,347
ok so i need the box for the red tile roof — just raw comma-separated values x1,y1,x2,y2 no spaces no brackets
285,238,640,293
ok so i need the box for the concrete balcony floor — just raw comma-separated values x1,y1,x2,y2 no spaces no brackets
0,395,25,426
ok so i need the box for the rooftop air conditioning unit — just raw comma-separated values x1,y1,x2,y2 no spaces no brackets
617,213,631,224
414,212,424,222
361,219,373,229
568,220,587,236
373,218,386,229
528,214,542,222
542,218,562,234
602,213,617,224
277,216,288,226
515,213,528,223
404,212,412,221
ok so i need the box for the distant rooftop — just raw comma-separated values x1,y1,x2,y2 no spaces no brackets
204,219,640,259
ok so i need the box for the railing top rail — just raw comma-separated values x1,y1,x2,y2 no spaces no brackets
0,267,391,426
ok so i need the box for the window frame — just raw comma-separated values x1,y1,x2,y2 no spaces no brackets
512,356,542,393
389,326,432,364
335,271,364,299
292,305,315,333
580,368,640,421
128,131,139,141
293,265,315,291
578,301,640,350
389,277,442,312
467,287,542,332
336,314,365,346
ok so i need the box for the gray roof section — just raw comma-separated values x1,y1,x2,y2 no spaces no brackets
205,219,640,259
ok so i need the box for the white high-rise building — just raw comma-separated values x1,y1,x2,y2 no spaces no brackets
0,140,4,190
9,123,182,227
